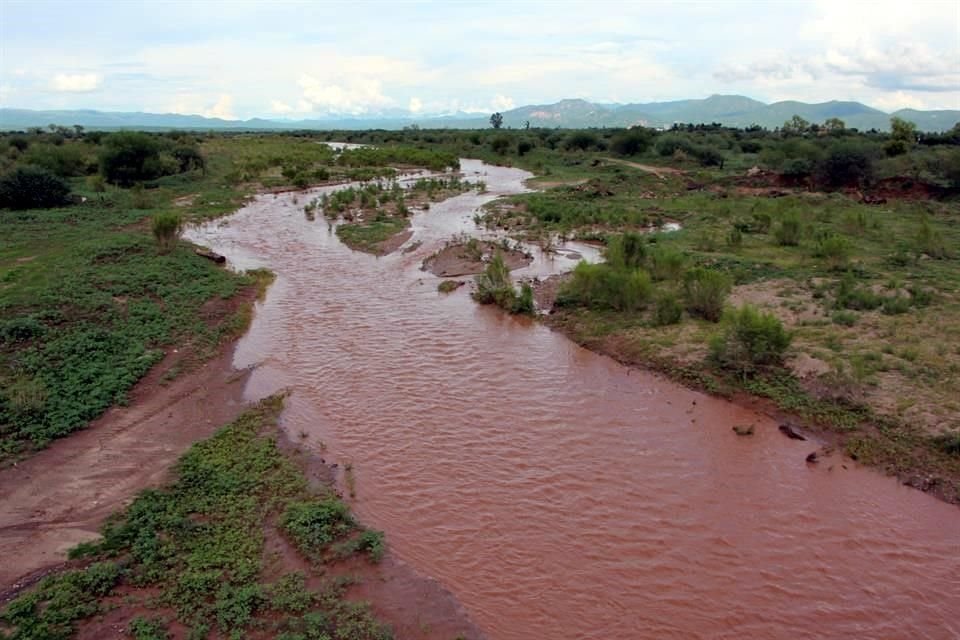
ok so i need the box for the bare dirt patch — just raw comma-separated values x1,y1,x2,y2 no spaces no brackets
422,240,532,277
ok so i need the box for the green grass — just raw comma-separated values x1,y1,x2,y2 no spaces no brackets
335,217,409,254
0,396,392,640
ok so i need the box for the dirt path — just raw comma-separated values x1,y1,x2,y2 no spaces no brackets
602,157,685,179
0,344,253,589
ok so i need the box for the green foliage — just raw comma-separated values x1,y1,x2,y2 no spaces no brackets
334,529,386,563
282,499,355,555
652,291,683,326
831,310,858,326
647,246,686,281
0,166,71,209
818,144,873,187
710,305,792,374
773,215,802,246
610,128,653,156
151,212,183,254
812,234,852,270
437,279,461,293
99,131,178,185
682,268,731,322
129,616,171,640
558,262,652,312
604,232,646,270
0,562,121,639
1,398,392,639
491,136,511,155
473,253,517,309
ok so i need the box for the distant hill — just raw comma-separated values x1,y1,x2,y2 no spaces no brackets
2,95,958,132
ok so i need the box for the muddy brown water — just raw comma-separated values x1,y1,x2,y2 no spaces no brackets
187,160,960,640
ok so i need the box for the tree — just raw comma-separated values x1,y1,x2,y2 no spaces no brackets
610,128,653,156
890,116,918,143
0,166,71,209
98,131,175,185
818,144,873,187
491,136,511,155
490,112,504,129
523,120,530,130
782,114,810,135
823,117,845,134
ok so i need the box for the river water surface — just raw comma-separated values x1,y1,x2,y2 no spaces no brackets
187,161,959,639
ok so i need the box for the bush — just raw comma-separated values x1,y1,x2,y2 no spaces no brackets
558,262,652,312
710,305,792,374
647,246,686,281
490,136,511,155
99,131,176,185
652,292,683,326
281,498,354,553
564,131,599,151
605,232,646,270
773,216,802,246
0,166,71,209
610,128,653,156
682,267,731,322
818,144,873,188
474,253,516,307
812,235,851,270
152,212,183,254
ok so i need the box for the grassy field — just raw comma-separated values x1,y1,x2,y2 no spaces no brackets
0,395,393,640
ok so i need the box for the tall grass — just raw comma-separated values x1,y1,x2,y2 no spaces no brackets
151,212,183,254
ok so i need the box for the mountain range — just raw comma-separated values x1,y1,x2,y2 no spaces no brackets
2,95,958,132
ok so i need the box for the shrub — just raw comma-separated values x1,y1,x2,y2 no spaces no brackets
558,262,652,312
682,267,731,322
881,296,911,315
773,216,802,246
831,310,858,326
835,275,881,310
726,226,743,248
490,136,511,155
281,498,354,553
710,305,792,374
812,235,852,270
0,166,71,209
99,131,176,185
152,212,183,254
647,246,686,281
605,232,646,270
818,144,873,188
473,253,516,308
610,128,653,156
652,291,683,326
564,131,599,151
517,140,534,156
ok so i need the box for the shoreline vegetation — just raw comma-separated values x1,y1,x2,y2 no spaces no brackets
0,396,398,640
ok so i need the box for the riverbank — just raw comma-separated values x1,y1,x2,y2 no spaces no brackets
0,395,483,640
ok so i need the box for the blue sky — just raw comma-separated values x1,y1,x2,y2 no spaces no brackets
1,0,958,119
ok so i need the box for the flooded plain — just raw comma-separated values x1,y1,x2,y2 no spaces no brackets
186,160,960,639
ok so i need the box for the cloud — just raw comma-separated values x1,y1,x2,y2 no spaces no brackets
270,99,294,114
491,94,514,111
202,94,235,119
298,75,393,114
50,73,101,92
408,96,423,113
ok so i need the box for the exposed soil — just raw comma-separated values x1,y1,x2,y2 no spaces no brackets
375,228,414,255
601,157,685,179
0,323,255,589
422,241,532,277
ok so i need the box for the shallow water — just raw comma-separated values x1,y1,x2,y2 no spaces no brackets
186,160,960,640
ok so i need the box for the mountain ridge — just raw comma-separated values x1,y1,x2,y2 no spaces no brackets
2,95,957,131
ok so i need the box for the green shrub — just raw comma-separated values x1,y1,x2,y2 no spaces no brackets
812,235,852,270
129,616,171,640
648,246,686,281
835,275,882,310
682,268,731,322
773,216,802,246
0,166,71,209
652,291,683,326
605,232,646,270
558,262,652,312
151,212,183,254
727,226,743,248
710,305,792,374
281,498,354,554
831,310,858,326
473,253,517,310
881,296,911,315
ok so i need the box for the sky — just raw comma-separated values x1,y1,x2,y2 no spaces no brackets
1,0,958,119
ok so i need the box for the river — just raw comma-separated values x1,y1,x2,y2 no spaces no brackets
186,160,959,640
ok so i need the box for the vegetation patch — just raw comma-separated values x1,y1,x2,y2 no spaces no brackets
0,396,392,640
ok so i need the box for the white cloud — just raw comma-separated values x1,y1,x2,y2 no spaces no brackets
408,96,423,113
491,94,515,111
298,74,393,114
50,73,101,92
270,99,294,114
202,94,235,120
871,91,927,111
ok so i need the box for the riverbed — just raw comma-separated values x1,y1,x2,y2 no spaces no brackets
186,160,960,640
